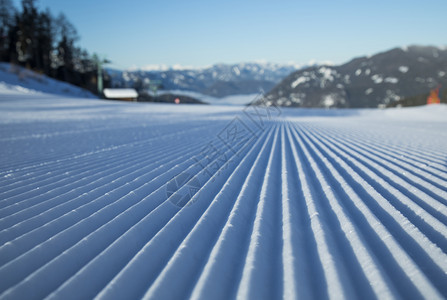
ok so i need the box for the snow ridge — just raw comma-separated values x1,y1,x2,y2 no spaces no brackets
0,97,447,299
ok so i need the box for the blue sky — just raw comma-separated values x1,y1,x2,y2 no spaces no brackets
13,0,447,70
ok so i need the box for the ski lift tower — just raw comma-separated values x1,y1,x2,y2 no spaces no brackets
93,54,111,96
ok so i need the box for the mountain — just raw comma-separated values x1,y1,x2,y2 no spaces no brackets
106,62,301,98
259,46,447,108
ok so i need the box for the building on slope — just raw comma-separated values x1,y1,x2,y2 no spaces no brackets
103,88,138,101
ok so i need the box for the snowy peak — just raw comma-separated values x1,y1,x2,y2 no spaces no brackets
132,61,303,75
262,45,447,108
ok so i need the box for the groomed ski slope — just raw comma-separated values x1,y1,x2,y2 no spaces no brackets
0,93,447,299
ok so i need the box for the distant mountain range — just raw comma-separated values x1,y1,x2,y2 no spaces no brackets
258,45,447,108
106,62,302,98
106,45,447,107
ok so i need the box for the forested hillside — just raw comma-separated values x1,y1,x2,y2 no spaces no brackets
0,0,106,94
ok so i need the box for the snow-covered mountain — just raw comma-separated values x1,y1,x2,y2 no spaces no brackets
259,45,447,108
106,62,303,98
0,63,97,99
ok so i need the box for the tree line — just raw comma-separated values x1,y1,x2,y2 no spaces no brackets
0,0,108,94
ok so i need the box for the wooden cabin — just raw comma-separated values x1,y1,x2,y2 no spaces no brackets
103,88,138,101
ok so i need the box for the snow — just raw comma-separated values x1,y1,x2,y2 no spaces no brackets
103,88,138,99
0,63,96,99
384,77,399,84
322,94,335,108
385,90,401,102
399,66,409,73
365,88,373,95
291,76,309,88
133,64,209,72
371,74,383,84
132,61,302,73
1,87,447,299
318,67,335,81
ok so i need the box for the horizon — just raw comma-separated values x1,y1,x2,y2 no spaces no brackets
11,0,447,70
112,44,446,72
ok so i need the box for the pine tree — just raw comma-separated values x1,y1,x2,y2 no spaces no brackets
16,0,39,67
0,0,15,61
0,0,101,94
55,13,79,80
34,9,52,73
